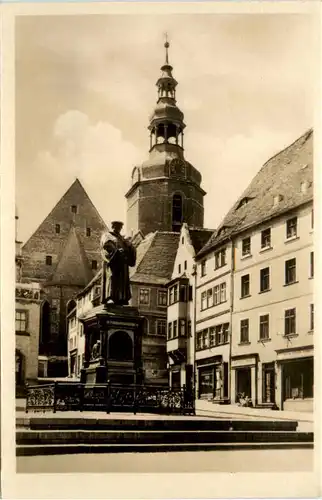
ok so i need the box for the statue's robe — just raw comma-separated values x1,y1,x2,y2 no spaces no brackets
101,231,136,306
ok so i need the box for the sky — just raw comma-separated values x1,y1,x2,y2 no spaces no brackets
15,13,317,243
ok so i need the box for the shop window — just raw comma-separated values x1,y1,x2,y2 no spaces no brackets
286,216,297,239
284,308,296,336
261,228,271,249
259,314,270,340
240,319,249,343
242,237,251,256
139,288,150,305
241,274,250,298
285,258,296,285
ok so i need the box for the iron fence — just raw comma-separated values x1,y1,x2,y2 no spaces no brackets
25,382,195,415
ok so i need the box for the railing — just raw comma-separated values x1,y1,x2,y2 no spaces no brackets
25,382,195,415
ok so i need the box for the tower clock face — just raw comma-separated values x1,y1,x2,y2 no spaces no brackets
170,158,186,176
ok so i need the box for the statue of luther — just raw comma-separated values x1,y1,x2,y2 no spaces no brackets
100,221,136,306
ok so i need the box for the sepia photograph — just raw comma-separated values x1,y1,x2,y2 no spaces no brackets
0,1,320,497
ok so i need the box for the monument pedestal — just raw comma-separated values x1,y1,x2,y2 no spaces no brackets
80,304,143,385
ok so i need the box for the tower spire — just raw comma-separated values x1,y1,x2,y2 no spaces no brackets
164,32,169,64
148,38,186,152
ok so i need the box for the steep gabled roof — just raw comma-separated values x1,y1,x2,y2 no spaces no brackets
188,227,214,253
198,129,313,257
48,225,93,286
131,231,180,284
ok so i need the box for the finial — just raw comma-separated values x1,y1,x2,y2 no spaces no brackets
164,32,170,64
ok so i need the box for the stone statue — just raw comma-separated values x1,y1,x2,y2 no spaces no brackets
100,221,136,306
91,339,101,360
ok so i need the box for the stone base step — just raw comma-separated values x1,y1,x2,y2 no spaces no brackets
16,416,299,432
16,429,313,446
16,441,314,457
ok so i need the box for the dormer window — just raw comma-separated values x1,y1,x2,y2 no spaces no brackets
273,194,283,207
236,197,251,210
300,180,311,193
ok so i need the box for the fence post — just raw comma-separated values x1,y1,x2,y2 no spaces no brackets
53,382,57,413
80,383,84,412
106,380,110,414
133,384,137,415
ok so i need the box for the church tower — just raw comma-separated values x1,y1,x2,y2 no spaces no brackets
126,39,206,235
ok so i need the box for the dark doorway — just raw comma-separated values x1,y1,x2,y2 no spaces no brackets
236,367,251,399
16,350,23,385
109,331,133,361
40,301,51,353
171,370,181,389
262,363,276,404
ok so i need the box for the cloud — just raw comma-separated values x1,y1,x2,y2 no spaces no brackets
19,111,142,242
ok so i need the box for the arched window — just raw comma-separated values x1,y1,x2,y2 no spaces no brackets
67,299,76,315
109,331,133,361
172,194,183,229
40,300,50,350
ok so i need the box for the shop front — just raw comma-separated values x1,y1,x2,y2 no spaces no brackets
276,346,314,412
231,354,258,405
196,356,228,401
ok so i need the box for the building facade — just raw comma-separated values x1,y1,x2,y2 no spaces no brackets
20,178,107,376
195,129,313,411
195,237,233,402
166,223,213,392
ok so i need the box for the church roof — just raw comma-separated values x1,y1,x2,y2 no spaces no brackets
48,225,93,286
198,129,313,258
131,231,180,284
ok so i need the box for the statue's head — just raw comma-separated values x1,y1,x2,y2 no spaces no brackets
111,221,123,234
